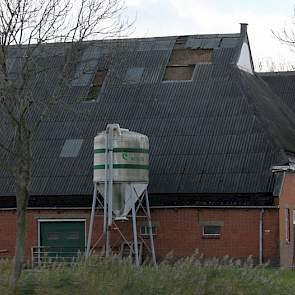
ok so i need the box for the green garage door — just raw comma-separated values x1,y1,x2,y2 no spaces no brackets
40,221,85,261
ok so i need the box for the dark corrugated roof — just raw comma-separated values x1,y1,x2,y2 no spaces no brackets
259,71,295,114
1,33,294,197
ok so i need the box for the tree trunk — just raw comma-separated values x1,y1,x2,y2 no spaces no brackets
11,186,29,286
10,125,32,287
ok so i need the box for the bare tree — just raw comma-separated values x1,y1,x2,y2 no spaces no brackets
0,0,131,286
272,22,295,48
256,57,295,72
271,16,295,71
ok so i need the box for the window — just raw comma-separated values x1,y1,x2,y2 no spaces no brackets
140,225,157,238
202,225,221,238
86,69,107,100
163,36,213,81
285,208,291,242
125,67,144,83
60,139,83,158
200,221,223,236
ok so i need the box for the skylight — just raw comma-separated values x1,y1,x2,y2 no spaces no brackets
60,139,84,158
125,67,144,83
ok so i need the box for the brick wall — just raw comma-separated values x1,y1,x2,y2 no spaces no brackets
278,172,295,267
0,207,279,265
151,208,278,264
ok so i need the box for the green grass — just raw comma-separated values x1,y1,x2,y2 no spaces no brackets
1,255,295,295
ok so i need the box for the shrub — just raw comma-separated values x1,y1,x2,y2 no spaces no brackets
1,256,295,294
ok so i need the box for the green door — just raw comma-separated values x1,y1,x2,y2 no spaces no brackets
40,221,85,261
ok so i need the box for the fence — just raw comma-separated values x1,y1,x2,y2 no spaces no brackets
31,246,85,267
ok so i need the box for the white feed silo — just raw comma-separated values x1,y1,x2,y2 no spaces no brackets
94,125,149,219
86,124,156,266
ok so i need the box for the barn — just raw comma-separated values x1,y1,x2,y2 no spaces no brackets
1,23,295,267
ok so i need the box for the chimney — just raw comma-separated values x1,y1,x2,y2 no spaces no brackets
240,23,248,38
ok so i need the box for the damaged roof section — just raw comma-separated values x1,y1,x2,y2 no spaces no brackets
185,35,240,49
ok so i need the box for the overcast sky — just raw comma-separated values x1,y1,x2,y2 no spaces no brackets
125,0,295,71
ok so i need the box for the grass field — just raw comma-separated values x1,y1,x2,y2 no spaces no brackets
1,255,295,294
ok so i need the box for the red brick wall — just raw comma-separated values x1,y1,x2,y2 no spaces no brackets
0,207,279,264
278,172,295,267
151,208,278,264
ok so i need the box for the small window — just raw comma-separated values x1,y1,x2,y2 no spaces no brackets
86,69,107,100
203,225,221,238
140,225,156,238
125,67,144,83
60,139,83,158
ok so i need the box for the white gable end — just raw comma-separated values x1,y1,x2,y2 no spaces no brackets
237,42,253,74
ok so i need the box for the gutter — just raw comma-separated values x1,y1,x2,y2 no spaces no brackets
0,205,278,211
150,205,278,209
0,205,280,211
272,163,295,172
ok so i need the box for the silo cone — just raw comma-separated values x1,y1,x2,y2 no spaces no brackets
97,183,148,219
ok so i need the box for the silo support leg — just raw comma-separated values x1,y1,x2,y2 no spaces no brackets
86,183,97,258
106,225,111,257
145,190,157,266
131,200,140,267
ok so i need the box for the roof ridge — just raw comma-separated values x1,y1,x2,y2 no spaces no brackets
7,33,242,49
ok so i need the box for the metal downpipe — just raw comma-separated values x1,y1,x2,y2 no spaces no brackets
259,208,264,265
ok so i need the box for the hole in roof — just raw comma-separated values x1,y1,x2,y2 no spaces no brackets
60,139,83,158
84,69,108,101
164,65,195,81
124,67,144,83
72,62,98,87
163,37,213,81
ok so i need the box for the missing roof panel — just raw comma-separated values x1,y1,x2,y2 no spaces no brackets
85,69,107,100
169,49,213,65
163,38,213,81
163,65,195,81
60,139,83,157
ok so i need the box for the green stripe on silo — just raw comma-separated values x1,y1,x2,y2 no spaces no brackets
94,164,106,169
94,164,149,170
114,164,149,169
94,149,106,153
94,148,149,154
113,148,149,153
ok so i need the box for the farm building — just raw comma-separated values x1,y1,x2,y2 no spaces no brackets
1,23,295,267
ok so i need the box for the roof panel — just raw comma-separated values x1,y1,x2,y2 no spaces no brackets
220,37,240,48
